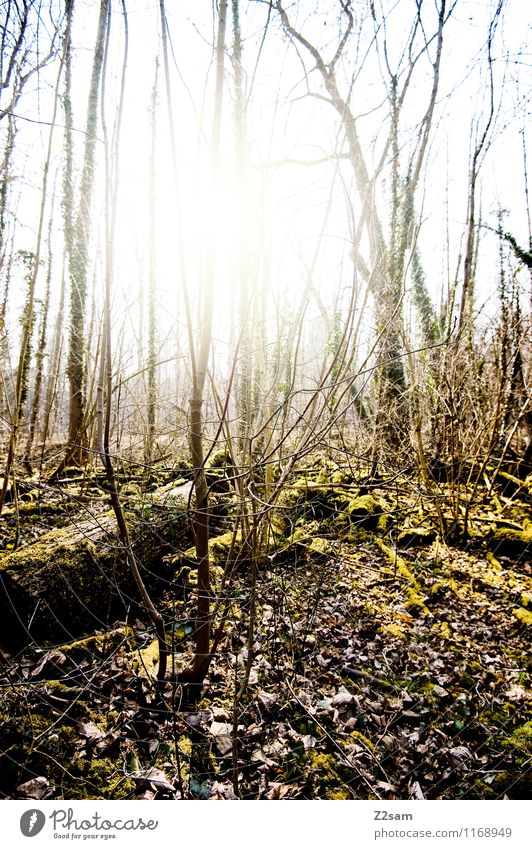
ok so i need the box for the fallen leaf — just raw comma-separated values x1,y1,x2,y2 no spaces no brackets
300,734,317,750
16,776,51,800
78,721,105,741
30,651,67,679
189,778,211,799
210,781,238,800
131,768,175,793
265,782,295,799
210,721,233,755
251,748,275,766
257,691,277,711
409,780,425,799
448,746,473,765
331,686,355,706
505,683,532,702
185,710,212,728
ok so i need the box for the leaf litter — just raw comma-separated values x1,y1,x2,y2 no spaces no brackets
1,481,531,800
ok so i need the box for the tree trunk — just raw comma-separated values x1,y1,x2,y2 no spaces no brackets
65,0,109,465
145,60,159,467
24,219,54,465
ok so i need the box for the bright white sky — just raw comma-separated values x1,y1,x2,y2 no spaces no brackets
3,0,532,386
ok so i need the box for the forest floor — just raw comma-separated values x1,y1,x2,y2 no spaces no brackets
0,454,531,800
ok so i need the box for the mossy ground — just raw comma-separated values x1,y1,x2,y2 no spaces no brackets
0,457,530,799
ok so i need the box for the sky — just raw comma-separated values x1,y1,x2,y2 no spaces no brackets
2,0,531,393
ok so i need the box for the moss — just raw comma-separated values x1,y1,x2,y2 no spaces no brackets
404,589,429,616
280,479,350,521
430,575,469,601
380,622,407,640
135,637,160,678
308,537,331,556
178,736,193,758
122,482,142,498
206,450,232,470
147,480,191,511
331,470,350,486
170,532,240,574
344,529,372,545
471,779,497,799
487,769,532,798
491,519,532,557
173,524,274,573
479,702,517,729
0,515,134,640
210,532,238,559
294,535,331,559
282,744,350,797
268,512,287,539
326,788,350,799
478,563,505,590
375,513,391,533
350,730,375,751
431,620,452,639
2,500,67,518
69,757,136,799
512,607,532,626
57,627,134,662
348,495,377,522
291,520,318,542
486,551,502,571
520,592,532,609
502,722,532,756
306,751,344,785
374,538,419,587
0,695,92,797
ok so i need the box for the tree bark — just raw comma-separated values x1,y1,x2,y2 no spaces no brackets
66,0,109,465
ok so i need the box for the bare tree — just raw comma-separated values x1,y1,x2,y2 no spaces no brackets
65,0,109,466
144,58,159,468
0,0,61,122
274,1,452,449
0,14,66,513
458,0,505,337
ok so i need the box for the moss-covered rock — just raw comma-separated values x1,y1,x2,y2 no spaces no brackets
491,519,532,558
0,482,193,645
348,494,377,521
0,518,127,642
288,522,332,560
170,530,242,573
404,589,430,616
346,493,391,532
206,450,232,470
279,479,351,522
56,627,134,663
398,527,437,548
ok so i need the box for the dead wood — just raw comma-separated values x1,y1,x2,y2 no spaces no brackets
0,483,192,645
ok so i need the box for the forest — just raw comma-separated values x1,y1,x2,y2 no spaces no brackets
0,0,531,801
